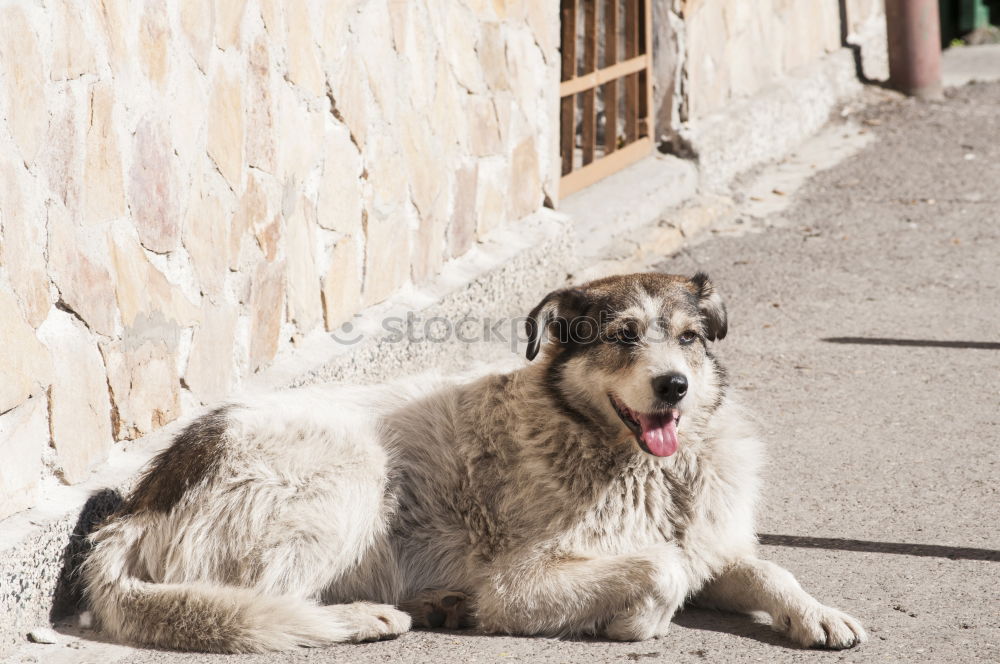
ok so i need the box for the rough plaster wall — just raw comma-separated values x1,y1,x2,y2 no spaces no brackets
0,0,558,521
844,0,890,81
675,0,844,121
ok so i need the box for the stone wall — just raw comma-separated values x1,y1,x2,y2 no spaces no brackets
0,0,558,520
672,0,880,122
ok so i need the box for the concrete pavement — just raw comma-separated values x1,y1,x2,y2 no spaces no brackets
8,81,1000,664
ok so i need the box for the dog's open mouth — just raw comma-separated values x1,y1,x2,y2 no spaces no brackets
610,395,680,457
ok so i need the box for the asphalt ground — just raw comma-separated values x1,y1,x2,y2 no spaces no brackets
10,81,999,664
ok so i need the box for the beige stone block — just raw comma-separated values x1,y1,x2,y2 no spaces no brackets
329,50,369,150
439,6,486,93
354,3,398,118
492,96,515,152
362,132,412,303
390,3,437,111
461,0,490,13
215,0,248,49
0,395,47,519
320,1,351,58
184,301,237,403
0,155,50,326
93,0,129,79
722,0,754,38
50,0,97,80
411,211,448,284
285,1,325,96
184,172,233,302
83,82,126,225
475,159,508,239
47,205,118,337
0,6,46,164
254,214,282,263
44,86,83,214
389,0,410,53
259,0,283,35
37,310,113,481
469,96,502,156
232,170,274,266
504,28,548,122
820,1,843,53
171,58,210,177
108,231,200,328
365,136,409,221
525,1,557,60
138,0,170,87
275,85,323,184
509,137,541,220
402,114,444,219
207,64,245,189
317,126,363,235
0,283,53,414
782,3,837,72
179,0,215,71
248,258,285,371
321,236,362,331
449,163,478,258
478,22,509,91
101,313,181,441
432,56,466,152
285,200,322,332
129,115,181,252
245,35,276,173
363,210,411,307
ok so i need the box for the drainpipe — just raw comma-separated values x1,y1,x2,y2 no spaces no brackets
885,0,944,99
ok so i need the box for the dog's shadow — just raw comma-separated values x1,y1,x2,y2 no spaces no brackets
672,607,796,649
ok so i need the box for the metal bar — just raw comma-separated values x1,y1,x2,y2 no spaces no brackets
559,54,646,97
623,0,638,143
604,0,619,155
560,0,578,175
582,0,598,165
559,137,652,197
885,0,943,99
641,0,653,139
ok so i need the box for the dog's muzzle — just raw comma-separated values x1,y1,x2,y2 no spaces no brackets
609,395,680,457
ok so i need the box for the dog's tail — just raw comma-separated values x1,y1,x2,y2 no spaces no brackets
82,518,360,653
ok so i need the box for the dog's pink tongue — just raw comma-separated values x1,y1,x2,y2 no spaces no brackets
637,411,679,457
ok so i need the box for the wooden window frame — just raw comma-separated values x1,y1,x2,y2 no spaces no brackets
559,0,654,198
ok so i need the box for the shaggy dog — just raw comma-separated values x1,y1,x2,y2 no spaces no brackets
82,272,866,652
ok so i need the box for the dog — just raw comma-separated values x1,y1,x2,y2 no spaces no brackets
82,272,866,652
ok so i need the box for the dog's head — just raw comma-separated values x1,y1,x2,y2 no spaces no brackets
525,272,728,457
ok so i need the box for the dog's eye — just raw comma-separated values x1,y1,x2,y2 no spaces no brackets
613,321,641,346
679,330,698,345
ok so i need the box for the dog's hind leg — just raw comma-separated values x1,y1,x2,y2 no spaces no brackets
694,557,866,649
85,399,411,652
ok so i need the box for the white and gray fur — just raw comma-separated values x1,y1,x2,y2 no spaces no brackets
82,272,866,653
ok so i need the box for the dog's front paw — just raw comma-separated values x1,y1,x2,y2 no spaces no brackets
778,603,867,650
327,602,412,642
605,596,676,641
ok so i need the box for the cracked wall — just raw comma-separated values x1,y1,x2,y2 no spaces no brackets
0,0,559,520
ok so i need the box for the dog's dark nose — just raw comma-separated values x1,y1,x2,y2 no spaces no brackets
652,373,688,404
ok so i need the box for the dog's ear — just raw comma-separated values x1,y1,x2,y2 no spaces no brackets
691,272,728,341
525,287,589,361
